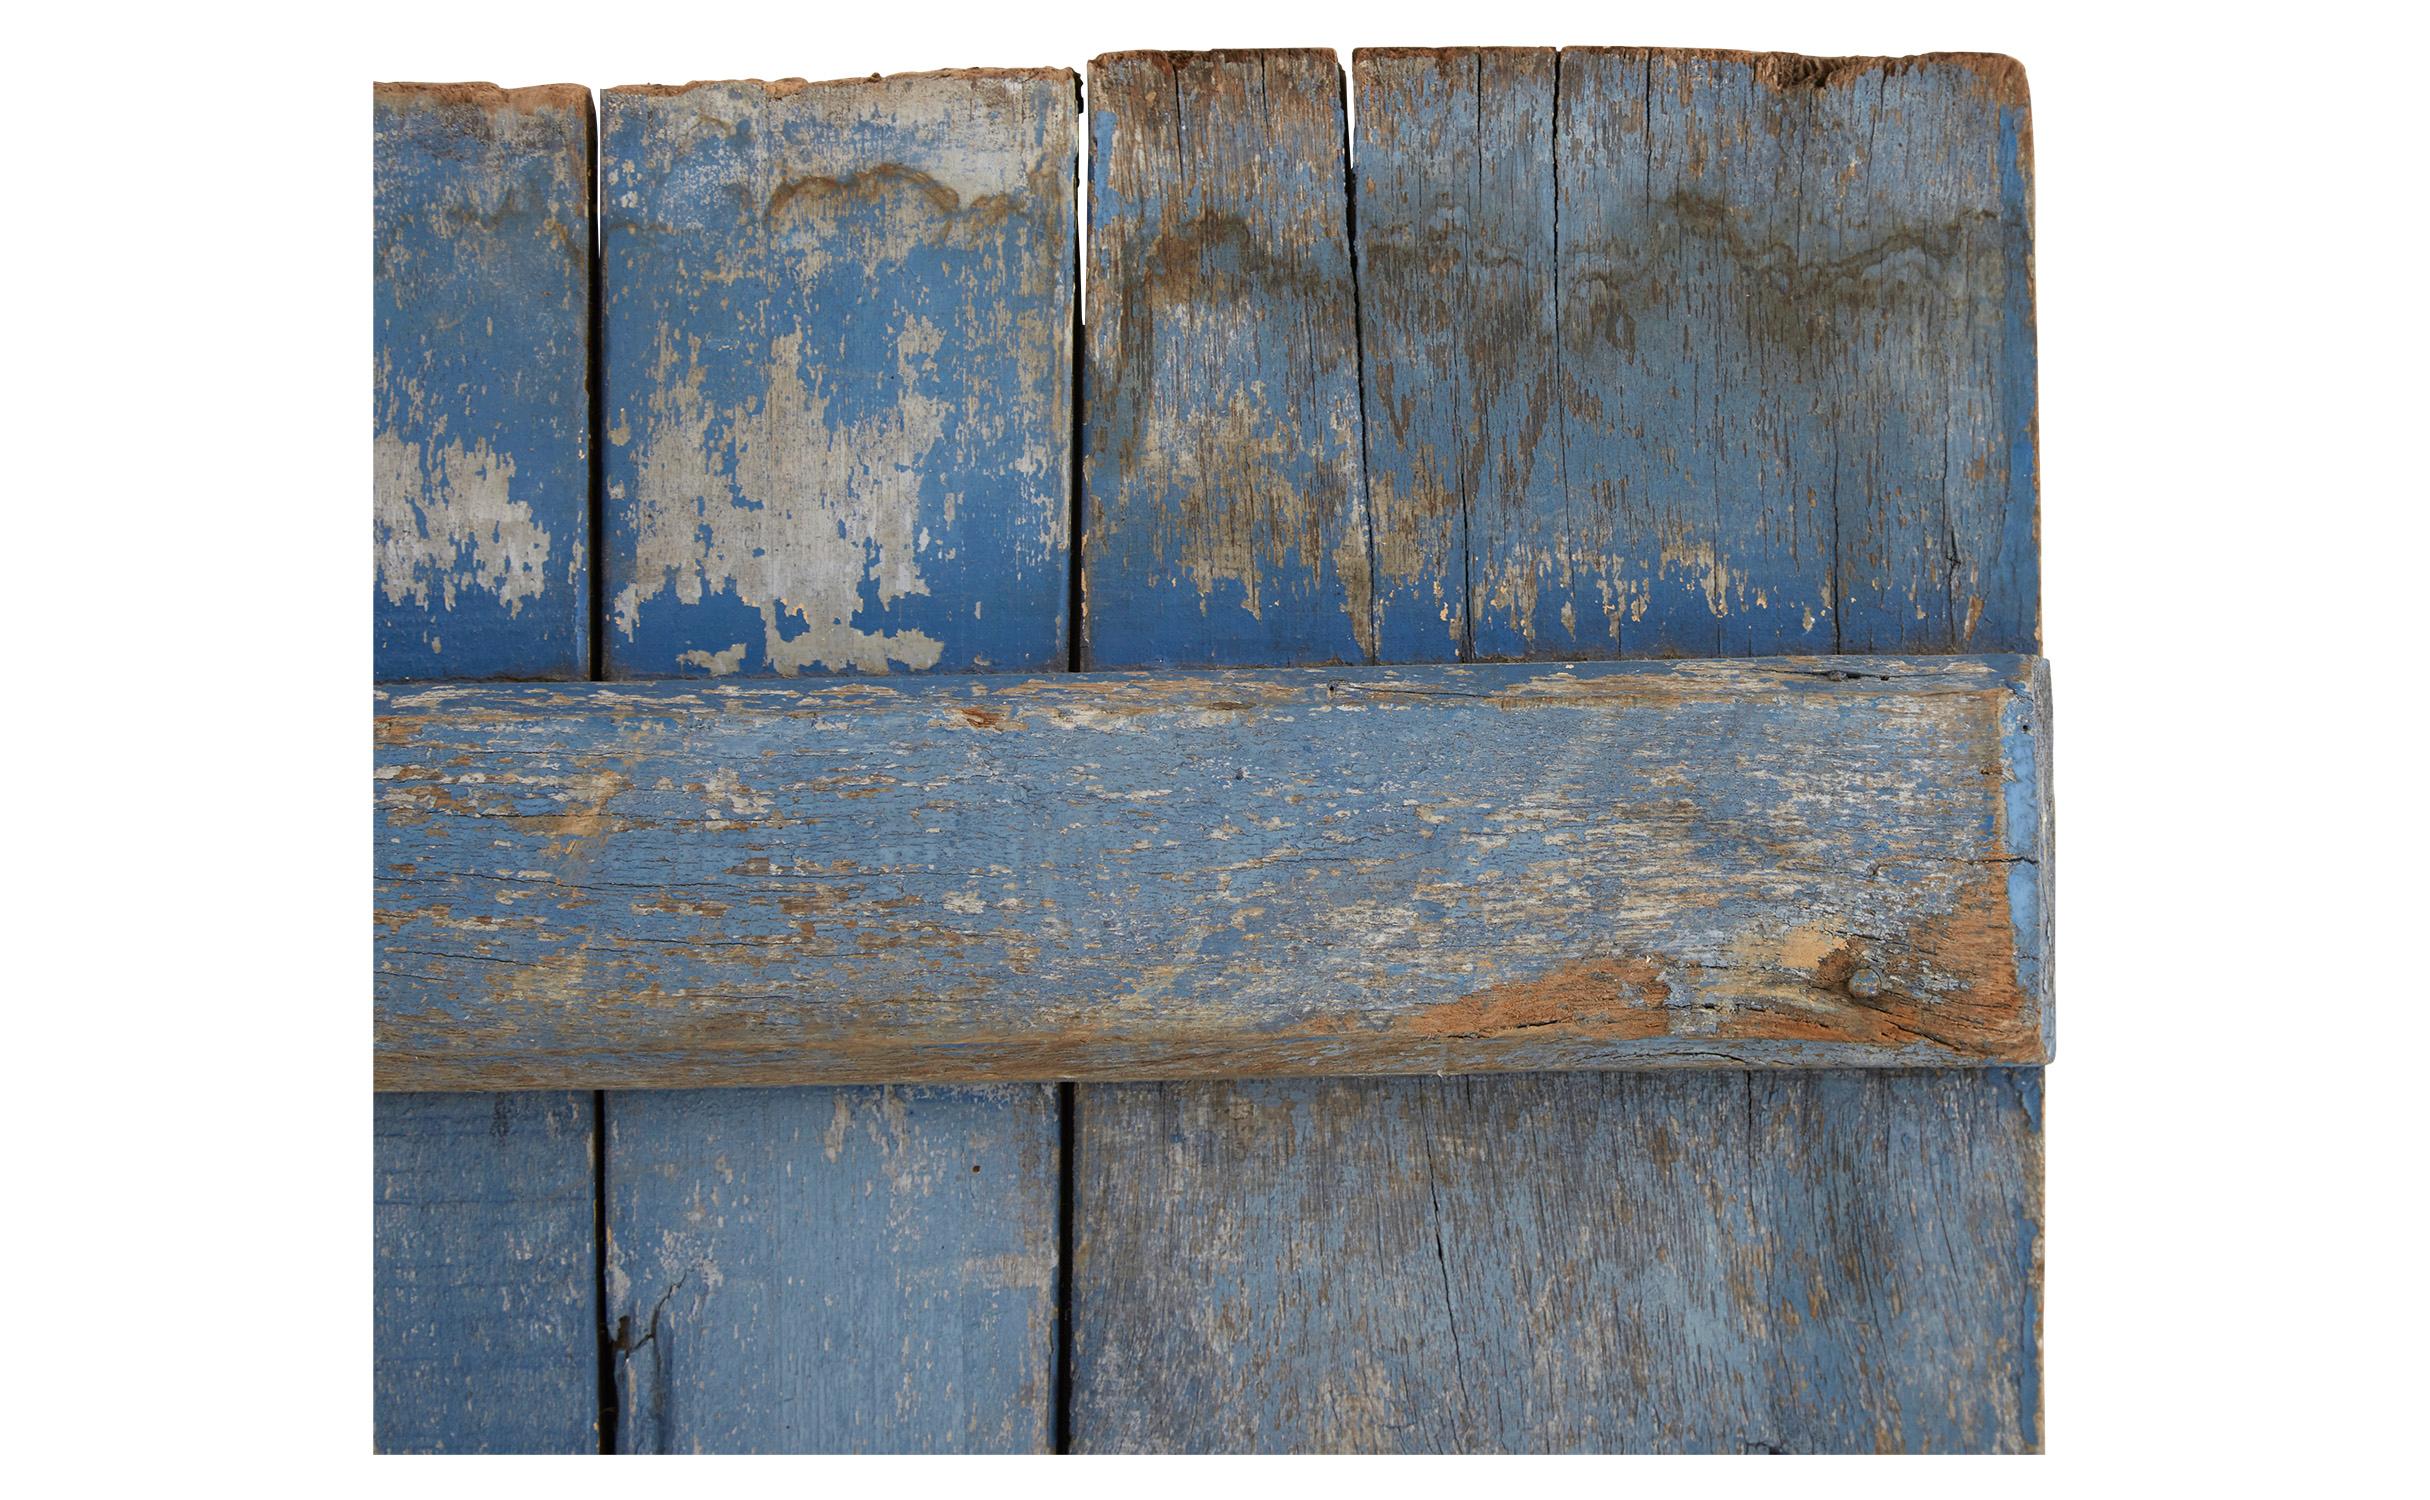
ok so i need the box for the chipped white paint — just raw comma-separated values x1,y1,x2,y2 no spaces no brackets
601,72,1074,679
373,429,553,614
612,327,948,675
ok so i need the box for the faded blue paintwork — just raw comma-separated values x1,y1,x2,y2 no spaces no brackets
372,82,599,1456
373,85,592,680
373,1090,598,1452
1823,64,2039,654
1069,47,2047,1453
1354,49,1562,662
373,655,2049,1087
1082,51,1372,668
1355,51,2039,662
1553,50,1833,656
371,47,2051,1453
587,71,1071,1453
2002,664,2054,1057
1075,1068,2041,1452
598,74,1074,678
606,1086,1058,1452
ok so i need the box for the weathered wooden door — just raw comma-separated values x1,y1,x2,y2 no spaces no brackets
374,47,2044,1452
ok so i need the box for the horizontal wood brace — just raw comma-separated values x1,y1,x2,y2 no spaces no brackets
375,653,2053,1089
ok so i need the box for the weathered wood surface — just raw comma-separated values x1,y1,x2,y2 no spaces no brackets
598,72,1075,678
592,71,1071,1452
1081,50,1372,667
373,655,2050,1089
1354,48,1561,661
1067,47,2043,1453
604,1086,1058,1452
372,81,601,1455
374,83,594,681
370,47,2050,1453
1355,49,2037,659
1565,47,2036,656
1071,1068,2041,1452
373,1091,599,1452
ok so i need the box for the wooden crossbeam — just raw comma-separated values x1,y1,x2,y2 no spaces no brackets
375,653,2050,1090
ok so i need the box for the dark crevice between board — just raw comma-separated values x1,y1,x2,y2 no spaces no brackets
584,91,607,685
1054,1081,1077,1453
1055,73,1082,1456
583,91,618,1458
593,1090,616,1453
1069,75,1087,678
1339,57,1381,663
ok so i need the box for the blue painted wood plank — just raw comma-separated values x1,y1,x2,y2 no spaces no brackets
599,72,1075,678
372,81,600,1455
374,83,593,681
605,1086,1058,1452
1551,49,2037,656
372,655,2051,1087
592,69,1072,1451
1068,46,2044,1452
1353,48,1561,661
1358,51,2037,661
1072,1068,2040,1451
1082,50,1372,668
373,1091,599,1452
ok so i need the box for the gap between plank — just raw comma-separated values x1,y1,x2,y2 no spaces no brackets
583,90,617,1457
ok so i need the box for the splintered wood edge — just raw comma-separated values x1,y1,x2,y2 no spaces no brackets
1345,47,2026,107
374,81,591,113
1089,49,1343,72
603,69,1078,99
376,52,2024,114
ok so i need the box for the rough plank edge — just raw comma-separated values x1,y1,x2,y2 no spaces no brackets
603,68,1078,98
1087,47,1342,69
374,81,594,112
1544,47,2027,102
2007,657,2056,1061
382,1035,2032,1093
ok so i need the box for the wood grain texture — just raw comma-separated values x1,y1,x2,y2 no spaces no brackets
373,1091,599,1452
1354,50,2038,659
372,81,602,1455
373,655,2050,1088
591,70,1070,1451
599,71,1076,678
1354,49,1561,661
1070,47,2044,1452
604,1086,1058,1452
1081,50,1373,667
373,83,593,681
1556,49,2037,657
1071,1068,2041,1452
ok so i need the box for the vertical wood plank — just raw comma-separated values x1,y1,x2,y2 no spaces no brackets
1072,1071,2040,1452
1069,46,2042,1453
1081,50,1372,668
1552,49,2037,657
374,83,593,680
601,73,1073,677
1356,48,2037,661
1550,50,1834,655
372,81,600,1454
605,1087,1059,1452
373,1092,600,1452
1354,48,1562,661
595,70,1074,1452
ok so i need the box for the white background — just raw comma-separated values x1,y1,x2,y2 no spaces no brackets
7,0,2420,1488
